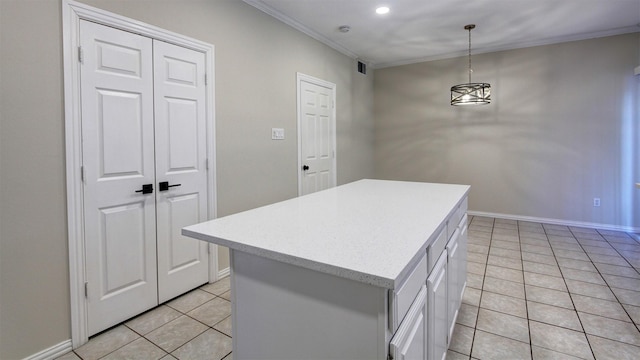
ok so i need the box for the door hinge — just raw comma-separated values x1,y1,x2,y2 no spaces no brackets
78,46,84,64
84,282,88,298
204,74,208,86
80,166,85,183
206,158,209,171
207,245,210,254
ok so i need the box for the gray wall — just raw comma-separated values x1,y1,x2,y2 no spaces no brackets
375,33,640,229
0,0,374,358
1,0,70,358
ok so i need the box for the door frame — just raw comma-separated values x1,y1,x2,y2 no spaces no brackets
296,73,337,196
62,0,217,347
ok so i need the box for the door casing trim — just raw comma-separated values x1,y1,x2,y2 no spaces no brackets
296,72,337,196
62,0,217,348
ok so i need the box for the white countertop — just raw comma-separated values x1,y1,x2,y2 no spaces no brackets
183,179,469,289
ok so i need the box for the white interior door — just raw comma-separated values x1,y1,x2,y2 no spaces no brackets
297,74,336,195
80,20,158,336
154,40,210,303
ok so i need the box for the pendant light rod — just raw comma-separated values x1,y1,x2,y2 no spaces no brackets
465,24,475,83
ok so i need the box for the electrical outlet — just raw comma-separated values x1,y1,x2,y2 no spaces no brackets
593,198,601,207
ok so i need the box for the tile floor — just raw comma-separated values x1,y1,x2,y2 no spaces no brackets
448,216,640,360
56,216,640,360
56,279,233,360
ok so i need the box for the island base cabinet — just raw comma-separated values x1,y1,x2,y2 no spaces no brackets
427,251,448,360
230,250,388,360
182,181,471,360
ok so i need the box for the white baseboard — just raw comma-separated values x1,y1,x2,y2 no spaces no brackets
468,211,639,233
23,340,72,360
218,266,230,279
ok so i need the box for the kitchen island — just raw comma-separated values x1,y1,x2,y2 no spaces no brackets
183,179,469,360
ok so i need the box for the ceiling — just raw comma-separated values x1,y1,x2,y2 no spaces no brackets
244,0,640,68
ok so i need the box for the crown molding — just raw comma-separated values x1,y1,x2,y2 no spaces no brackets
243,0,359,60
244,1,639,70
375,26,640,69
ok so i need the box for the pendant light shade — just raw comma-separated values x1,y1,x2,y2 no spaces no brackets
451,24,491,106
451,82,491,105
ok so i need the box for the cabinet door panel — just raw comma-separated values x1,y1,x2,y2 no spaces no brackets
447,229,460,340
391,253,427,331
427,228,447,274
459,214,468,298
427,251,448,360
390,286,427,360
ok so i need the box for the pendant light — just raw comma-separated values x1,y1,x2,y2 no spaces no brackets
451,24,491,106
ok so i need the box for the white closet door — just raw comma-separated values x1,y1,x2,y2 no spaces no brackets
80,20,158,336
153,40,209,303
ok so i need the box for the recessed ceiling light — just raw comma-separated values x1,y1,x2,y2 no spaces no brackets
376,6,390,15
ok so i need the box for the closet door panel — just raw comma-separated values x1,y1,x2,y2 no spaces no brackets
154,40,209,303
80,19,158,336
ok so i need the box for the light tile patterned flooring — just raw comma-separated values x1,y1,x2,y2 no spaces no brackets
56,279,233,360
56,216,640,360
448,216,640,360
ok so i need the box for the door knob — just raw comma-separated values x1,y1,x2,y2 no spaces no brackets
159,181,182,191
302,165,309,171
135,184,153,194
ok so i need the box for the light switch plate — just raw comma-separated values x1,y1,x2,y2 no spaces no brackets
272,128,285,140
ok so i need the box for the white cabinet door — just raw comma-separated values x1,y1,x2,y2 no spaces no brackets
153,40,209,303
459,215,468,297
427,251,448,360
447,228,461,340
390,286,427,360
80,20,158,336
